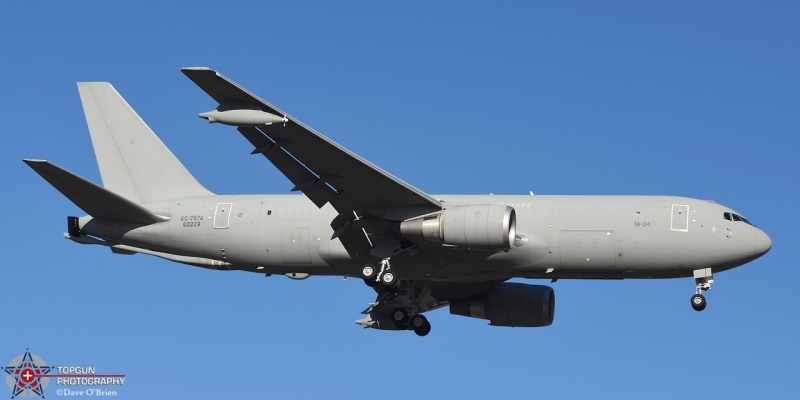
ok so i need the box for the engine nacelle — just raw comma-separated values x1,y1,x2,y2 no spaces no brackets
400,205,516,250
450,283,555,327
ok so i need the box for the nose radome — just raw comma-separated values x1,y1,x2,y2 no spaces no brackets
755,229,772,257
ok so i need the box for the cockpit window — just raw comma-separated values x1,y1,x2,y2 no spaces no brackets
723,212,754,226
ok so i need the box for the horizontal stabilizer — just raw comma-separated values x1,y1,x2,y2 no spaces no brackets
24,159,168,225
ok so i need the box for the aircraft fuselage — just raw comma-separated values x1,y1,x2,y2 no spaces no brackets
78,194,770,282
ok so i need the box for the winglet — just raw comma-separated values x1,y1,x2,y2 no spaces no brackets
24,159,168,225
181,67,269,107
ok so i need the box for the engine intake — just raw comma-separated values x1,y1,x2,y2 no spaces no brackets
450,283,555,327
400,205,516,250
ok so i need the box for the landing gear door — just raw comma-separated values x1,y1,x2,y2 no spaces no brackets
214,203,233,229
671,204,689,232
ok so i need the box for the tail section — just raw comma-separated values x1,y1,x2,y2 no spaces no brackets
77,82,213,203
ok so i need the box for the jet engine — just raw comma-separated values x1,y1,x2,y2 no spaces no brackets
400,205,516,250
449,283,555,327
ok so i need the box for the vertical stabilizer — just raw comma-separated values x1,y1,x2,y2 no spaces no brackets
78,82,213,203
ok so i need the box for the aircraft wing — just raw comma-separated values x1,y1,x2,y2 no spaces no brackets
181,67,442,223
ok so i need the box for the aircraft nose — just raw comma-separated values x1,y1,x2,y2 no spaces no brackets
754,228,772,257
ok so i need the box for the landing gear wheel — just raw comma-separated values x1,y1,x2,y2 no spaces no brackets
410,314,427,330
361,264,378,287
411,314,431,336
413,319,431,336
380,270,397,288
691,294,706,311
391,308,409,329
360,264,377,281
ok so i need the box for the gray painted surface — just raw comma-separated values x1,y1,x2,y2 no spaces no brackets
213,203,232,229
282,228,311,264
559,230,616,269
78,82,213,203
671,204,689,232
25,70,772,332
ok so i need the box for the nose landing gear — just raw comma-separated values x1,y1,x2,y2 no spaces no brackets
691,268,713,312
691,294,706,311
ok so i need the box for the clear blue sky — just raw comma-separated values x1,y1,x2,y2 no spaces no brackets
2,2,798,399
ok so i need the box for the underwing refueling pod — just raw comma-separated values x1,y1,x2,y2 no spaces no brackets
199,106,287,127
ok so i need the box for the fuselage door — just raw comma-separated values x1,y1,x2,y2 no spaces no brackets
214,203,233,229
671,204,689,232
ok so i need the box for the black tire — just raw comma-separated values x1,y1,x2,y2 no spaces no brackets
380,270,397,288
391,308,409,328
410,314,428,330
360,264,377,281
691,294,706,311
414,321,431,337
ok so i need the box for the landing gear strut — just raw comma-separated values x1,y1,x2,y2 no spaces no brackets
357,239,432,336
691,268,713,312
406,282,432,336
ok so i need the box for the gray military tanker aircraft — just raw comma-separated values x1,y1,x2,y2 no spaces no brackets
25,68,772,336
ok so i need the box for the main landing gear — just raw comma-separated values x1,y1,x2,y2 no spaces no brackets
394,282,432,336
358,245,432,336
390,308,431,336
360,268,433,336
360,259,397,289
691,268,714,312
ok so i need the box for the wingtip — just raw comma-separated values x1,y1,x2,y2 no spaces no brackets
181,66,213,72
